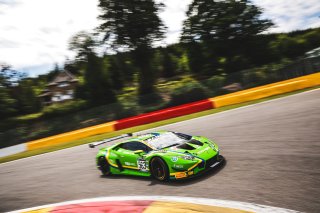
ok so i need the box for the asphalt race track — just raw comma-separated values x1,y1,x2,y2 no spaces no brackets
1,89,320,213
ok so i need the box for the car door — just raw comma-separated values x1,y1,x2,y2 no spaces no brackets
118,141,151,171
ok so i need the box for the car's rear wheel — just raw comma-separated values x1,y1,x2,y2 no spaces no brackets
150,157,169,181
98,156,111,176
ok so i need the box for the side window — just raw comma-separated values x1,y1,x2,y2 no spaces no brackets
121,142,152,152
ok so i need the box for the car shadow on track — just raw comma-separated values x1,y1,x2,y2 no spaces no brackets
100,159,227,186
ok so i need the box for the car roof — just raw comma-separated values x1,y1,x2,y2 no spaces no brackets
124,132,165,143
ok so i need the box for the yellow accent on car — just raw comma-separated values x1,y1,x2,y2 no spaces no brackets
105,149,118,168
188,171,194,175
174,172,187,179
187,159,202,171
106,149,139,170
122,165,139,170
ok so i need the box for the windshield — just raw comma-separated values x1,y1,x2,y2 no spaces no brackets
144,132,188,150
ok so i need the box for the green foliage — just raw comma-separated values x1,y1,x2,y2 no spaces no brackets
236,59,293,88
302,30,320,47
68,31,97,62
84,53,117,106
204,75,226,95
167,80,209,107
181,0,274,75
242,70,268,88
182,0,273,43
132,46,158,99
137,92,163,106
68,32,117,106
0,64,20,118
0,87,16,118
13,80,41,114
185,42,208,75
107,56,124,90
97,0,165,49
42,100,87,118
225,55,251,73
177,53,190,73
161,49,177,78
97,0,165,96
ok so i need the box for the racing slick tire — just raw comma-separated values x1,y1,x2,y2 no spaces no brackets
98,156,111,176
150,157,169,181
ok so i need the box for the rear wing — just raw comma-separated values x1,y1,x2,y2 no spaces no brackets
88,133,132,148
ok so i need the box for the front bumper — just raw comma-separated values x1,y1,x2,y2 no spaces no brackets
170,155,225,180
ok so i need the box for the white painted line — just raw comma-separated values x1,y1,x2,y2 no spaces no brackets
1,88,319,166
9,196,299,213
0,144,26,158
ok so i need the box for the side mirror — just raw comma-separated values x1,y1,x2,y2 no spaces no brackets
134,150,144,155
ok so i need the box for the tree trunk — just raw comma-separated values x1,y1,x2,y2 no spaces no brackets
133,45,155,96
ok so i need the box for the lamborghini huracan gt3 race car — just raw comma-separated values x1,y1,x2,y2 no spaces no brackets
89,131,224,181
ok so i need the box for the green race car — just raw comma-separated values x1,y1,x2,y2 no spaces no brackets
89,131,224,181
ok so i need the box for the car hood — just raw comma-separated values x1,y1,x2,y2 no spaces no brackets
163,136,218,160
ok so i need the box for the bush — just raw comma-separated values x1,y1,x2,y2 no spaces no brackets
42,100,88,118
204,75,226,95
138,92,163,106
242,70,268,88
167,81,209,107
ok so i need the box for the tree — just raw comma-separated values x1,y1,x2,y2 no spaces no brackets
97,0,166,98
46,63,60,82
107,55,124,90
182,0,273,43
84,52,117,105
69,32,116,105
0,86,16,119
161,48,176,78
12,79,41,114
69,31,97,62
181,0,273,73
0,64,17,118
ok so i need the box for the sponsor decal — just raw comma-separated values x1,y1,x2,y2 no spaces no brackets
173,164,183,169
137,158,148,172
175,172,187,179
197,147,210,154
171,156,178,162
182,155,194,160
144,134,160,142
124,162,136,166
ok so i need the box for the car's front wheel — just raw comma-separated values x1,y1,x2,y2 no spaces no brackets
98,156,111,176
150,157,169,181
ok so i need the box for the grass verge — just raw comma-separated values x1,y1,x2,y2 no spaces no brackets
1,86,319,164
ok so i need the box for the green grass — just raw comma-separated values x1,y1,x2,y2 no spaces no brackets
1,86,319,164
15,112,43,121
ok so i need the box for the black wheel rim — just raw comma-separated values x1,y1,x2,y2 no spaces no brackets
152,160,165,180
99,157,109,174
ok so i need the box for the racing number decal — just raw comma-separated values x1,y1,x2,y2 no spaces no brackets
137,158,148,172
